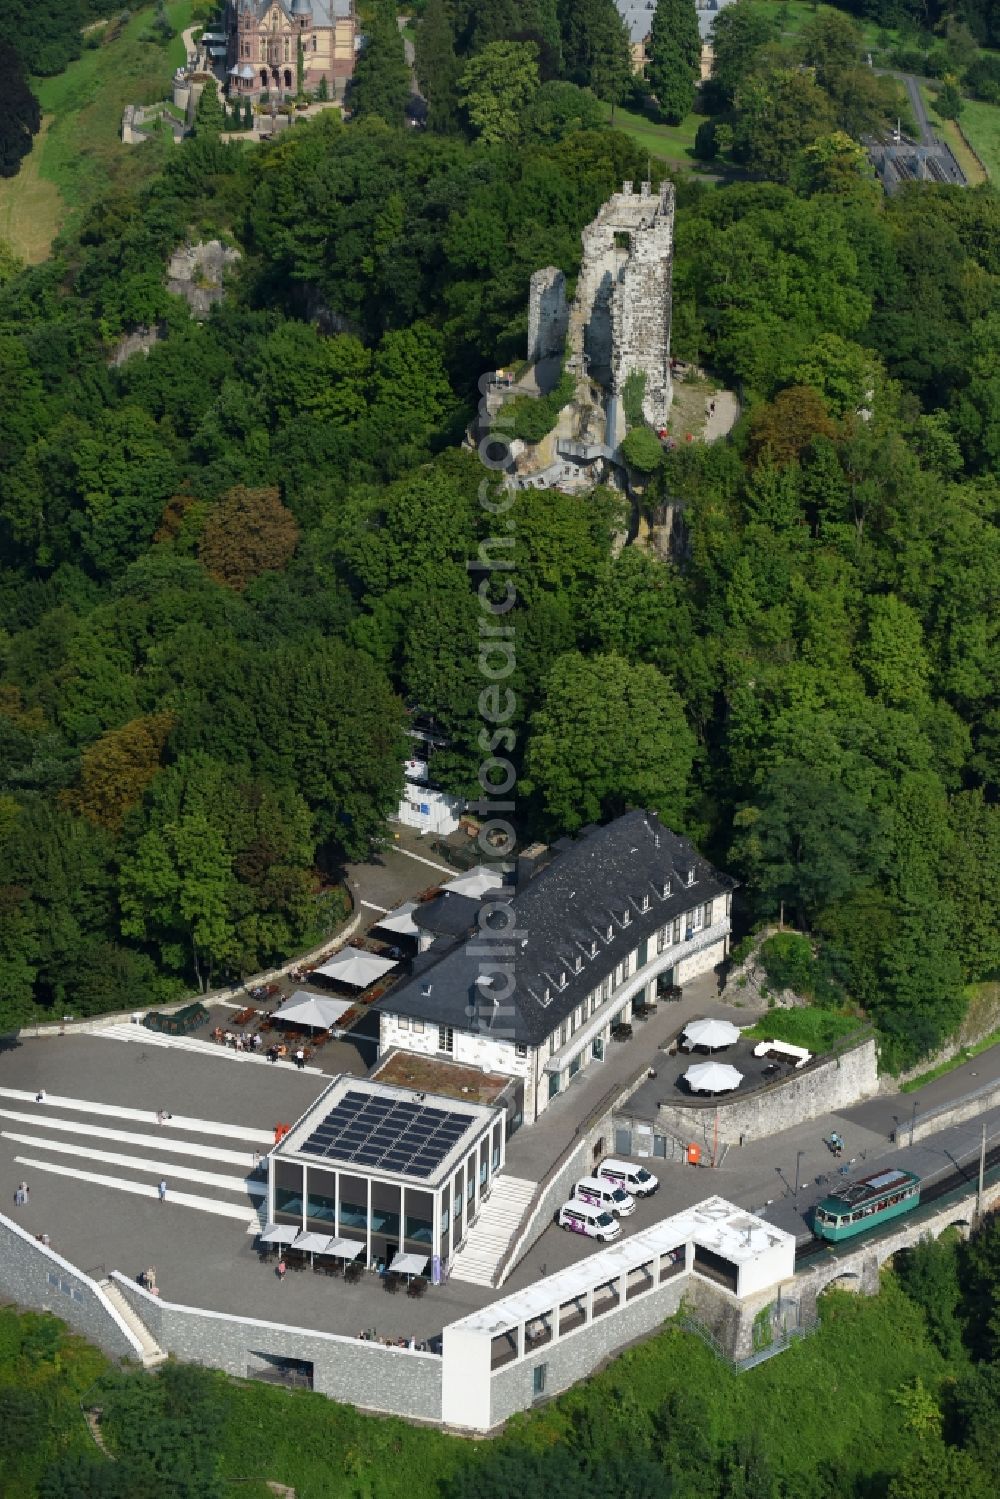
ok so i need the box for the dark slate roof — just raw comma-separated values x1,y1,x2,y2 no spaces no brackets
413,891,483,939
376,812,735,1048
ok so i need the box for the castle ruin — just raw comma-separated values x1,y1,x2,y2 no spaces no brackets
528,180,675,444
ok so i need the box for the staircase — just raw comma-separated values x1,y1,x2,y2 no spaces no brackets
94,1023,321,1072
448,1176,536,1286
100,1279,167,1368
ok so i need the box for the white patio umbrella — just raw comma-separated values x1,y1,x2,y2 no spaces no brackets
683,1018,741,1051
273,992,354,1029
258,1223,299,1246
373,901,420,937
683,1061,744,1094
442,865,504,900
312,949,399,987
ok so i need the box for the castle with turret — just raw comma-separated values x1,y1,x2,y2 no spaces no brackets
225,0,356,102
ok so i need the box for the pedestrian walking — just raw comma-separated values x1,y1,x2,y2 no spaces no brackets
277,1259,287,1282
158,1179,168,1204
14,1182,26,1207
294,1047,305,1069
35,1090,46,1104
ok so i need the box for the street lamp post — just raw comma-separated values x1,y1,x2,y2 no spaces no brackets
794,1150,804,1196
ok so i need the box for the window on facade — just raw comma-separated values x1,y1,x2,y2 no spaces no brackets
549,1034,557,1056
657,925,668,954
559,971,566,988
560,1022,568,1046
413,1019,424,1033
399,1016,410,1031
533,1364,547,1396
703,901,713,927
590,940,598,957
515,1043,527,1058
600,977,610,1002
590,992,599,1016
575,955,582,972
673,917,682,943
438,1025,454,1053
690,907,704,934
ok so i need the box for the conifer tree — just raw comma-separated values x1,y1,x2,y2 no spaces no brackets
559,0,633,107
193,79,225,136
351,0,412,125
647,0,700,124
415,0,462,132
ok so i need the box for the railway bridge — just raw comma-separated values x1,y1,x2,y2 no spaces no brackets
792,1172,1000,1316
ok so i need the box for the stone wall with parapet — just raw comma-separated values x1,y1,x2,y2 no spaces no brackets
0,1212,144,1362
655,1035,879,1148
110,1275,443,1422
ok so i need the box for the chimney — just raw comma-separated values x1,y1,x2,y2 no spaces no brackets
516,841,548,888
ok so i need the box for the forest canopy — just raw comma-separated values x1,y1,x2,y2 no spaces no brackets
0,2,997,1069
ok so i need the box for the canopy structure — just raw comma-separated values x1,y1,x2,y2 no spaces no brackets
683,1061,744,1095
373,902,420,937
311,950,399,988
441,866,505,900
292,1231,335,1253
683,1019,741,1051
324,1237,365,1261
258,1223,299,1245
273,992,354,1030
390,1251,429,1277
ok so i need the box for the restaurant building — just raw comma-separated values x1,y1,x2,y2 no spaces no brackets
376,811,735,1125
267,1077,505,1274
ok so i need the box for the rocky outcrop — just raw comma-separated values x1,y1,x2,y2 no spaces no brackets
166,240,242,318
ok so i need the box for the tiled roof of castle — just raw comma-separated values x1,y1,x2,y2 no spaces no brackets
376,811,734,1047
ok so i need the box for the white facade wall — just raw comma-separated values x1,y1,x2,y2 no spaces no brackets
381,894,731,1125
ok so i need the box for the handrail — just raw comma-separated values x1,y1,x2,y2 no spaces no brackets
493,1058,658,1286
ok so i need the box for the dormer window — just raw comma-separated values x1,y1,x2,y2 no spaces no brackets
640,894,649,912
686,867,696,887
544,985,551,1003
661,878,671,898
575,955,583,972
559,971,567,989
622,909,631,927
606,923,614,941
590,940,598,957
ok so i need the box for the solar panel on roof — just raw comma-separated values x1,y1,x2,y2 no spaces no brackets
295,1089,481,1179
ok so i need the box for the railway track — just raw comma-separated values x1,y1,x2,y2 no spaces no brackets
795,1143,1000,1265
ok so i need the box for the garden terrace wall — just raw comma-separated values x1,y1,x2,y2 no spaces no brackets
654,1035,878,1147
110,1274,443,1421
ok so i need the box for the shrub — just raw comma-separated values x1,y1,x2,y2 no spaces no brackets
622,370,646,427
759,932,815,995
505,367,574,444
620,425,663,473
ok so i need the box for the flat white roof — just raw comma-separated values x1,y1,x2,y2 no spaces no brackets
448,1198,795,1335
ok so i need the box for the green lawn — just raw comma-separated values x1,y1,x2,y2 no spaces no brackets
754,0,898,52
16,0,194,248
599,100,702,165
744,1007,863,1054
957,98,1000,182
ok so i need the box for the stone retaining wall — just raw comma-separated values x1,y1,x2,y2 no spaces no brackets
0,1212,143,1362
654,1036,878,1148
110,1275,443,1421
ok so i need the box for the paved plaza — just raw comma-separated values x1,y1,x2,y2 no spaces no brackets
4,1006,1000,1347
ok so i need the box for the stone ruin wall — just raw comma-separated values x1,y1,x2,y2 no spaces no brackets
529,181,675,438
527,268,569,364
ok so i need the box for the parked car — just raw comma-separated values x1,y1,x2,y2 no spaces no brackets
573,1175,635,1216
557,1200,621,1241
610,1021,633,1041
597,1158,659,1198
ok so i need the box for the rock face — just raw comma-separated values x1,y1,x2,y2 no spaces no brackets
108,323,167,367
566,180,675,430
166,240,242,318
527,267,568,365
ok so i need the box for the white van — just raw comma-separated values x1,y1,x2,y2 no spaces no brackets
557,1199,621,1241
573,1175,635,1217
597,1159,659,1198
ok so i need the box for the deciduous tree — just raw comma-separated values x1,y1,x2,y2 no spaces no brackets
197,485,299,592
